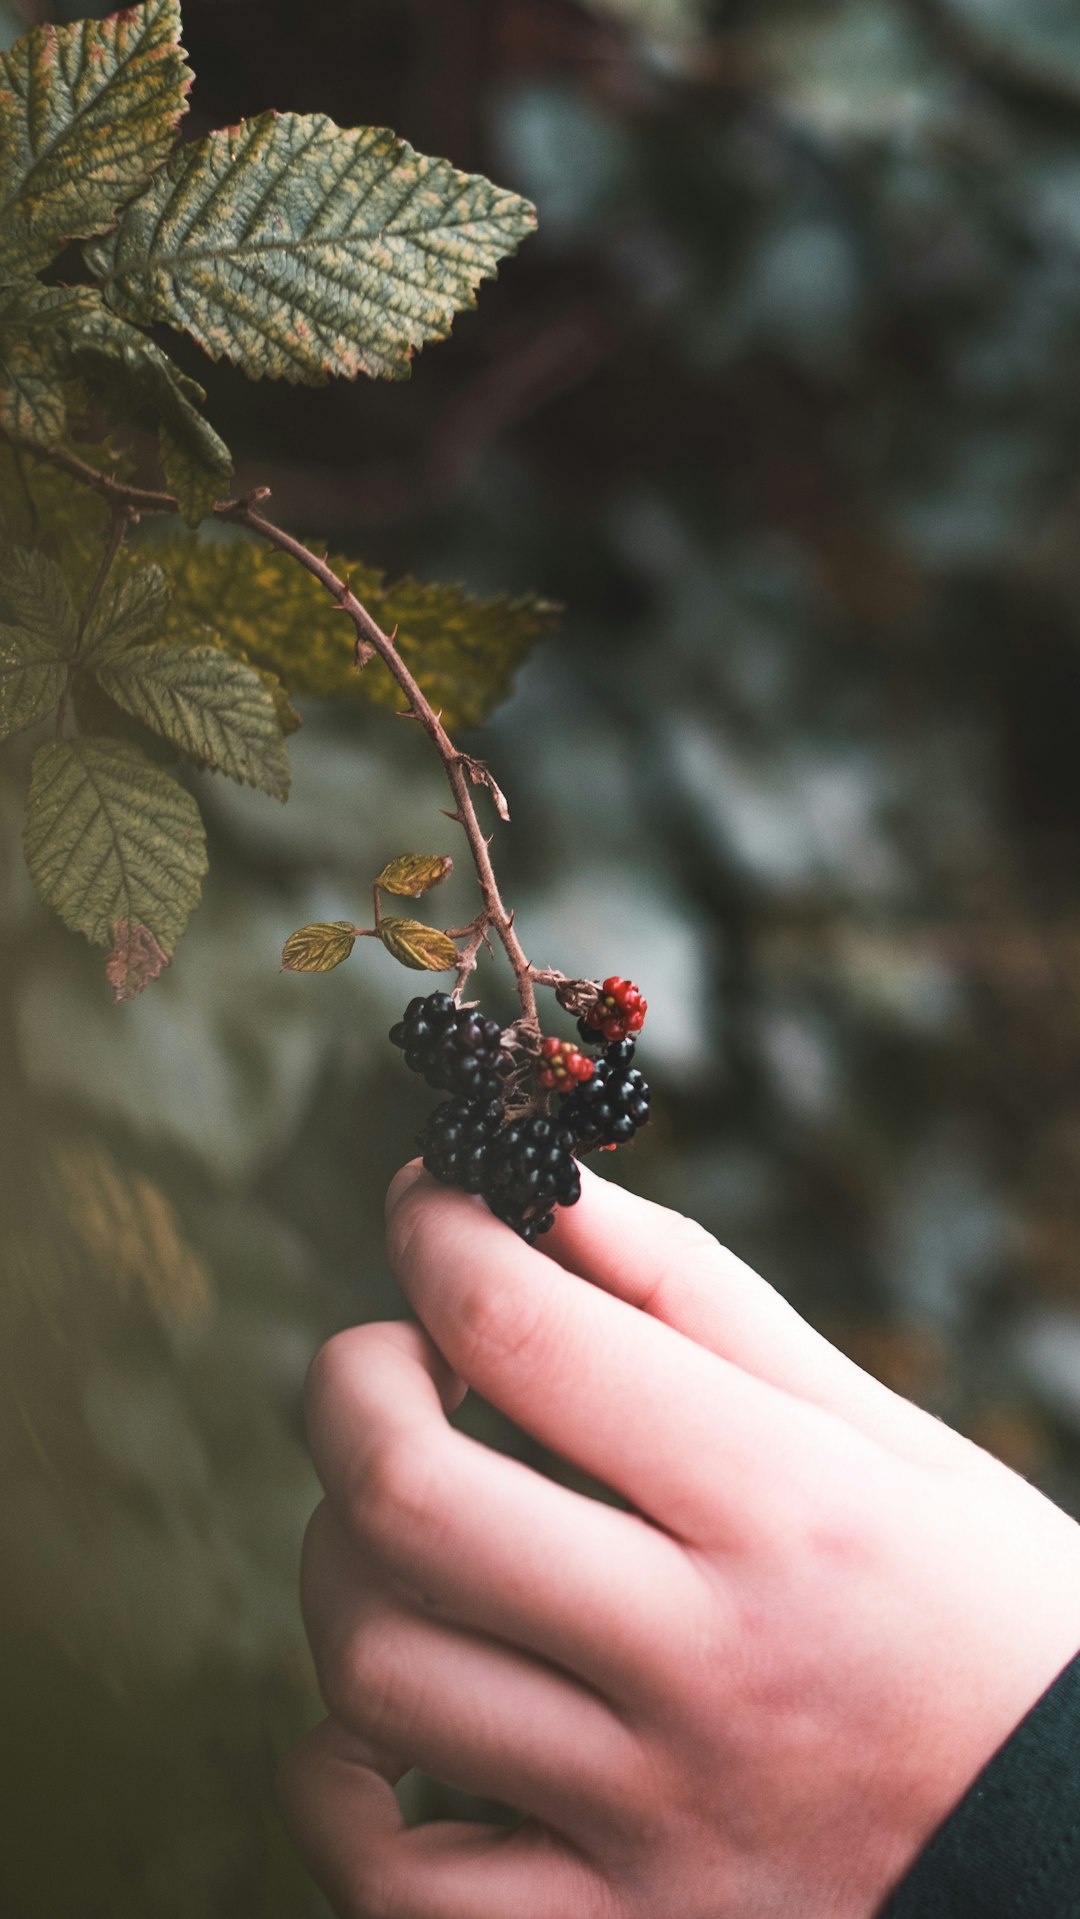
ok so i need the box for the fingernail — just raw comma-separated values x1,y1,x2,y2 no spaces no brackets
385,1159,424,1218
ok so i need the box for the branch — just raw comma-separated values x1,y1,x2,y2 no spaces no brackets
16,440,547,1030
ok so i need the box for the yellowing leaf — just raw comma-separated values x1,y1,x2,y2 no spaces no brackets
86,110,536,383
0,0,191,280
375,853,453,897
280,921,357,972
23,736,206,956
0,544,77,738
155,536,559,729
379,917,459,971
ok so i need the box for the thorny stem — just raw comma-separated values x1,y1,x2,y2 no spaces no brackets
17,443,569,1035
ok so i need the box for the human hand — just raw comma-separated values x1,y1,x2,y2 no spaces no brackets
280,1161,1080,1919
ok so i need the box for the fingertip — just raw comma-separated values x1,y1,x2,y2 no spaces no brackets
385,1158,424,1219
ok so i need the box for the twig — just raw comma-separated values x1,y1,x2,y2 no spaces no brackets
15,441,553,1030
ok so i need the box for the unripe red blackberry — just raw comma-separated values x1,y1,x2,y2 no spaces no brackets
537,1036,595,1091
417,1096,505,1193
390,992,514,1100
481,1113,582,1241
579,976,647,1045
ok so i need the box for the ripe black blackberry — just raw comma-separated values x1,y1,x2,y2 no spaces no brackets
559,1052,651,1151
417,1096,505,1193
390,992,514,1099
481,1114,582,1242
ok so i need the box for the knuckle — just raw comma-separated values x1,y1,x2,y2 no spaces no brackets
353,1435,440,1554
329,1616,413,1747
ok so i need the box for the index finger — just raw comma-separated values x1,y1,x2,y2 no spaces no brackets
386,1169,845,1545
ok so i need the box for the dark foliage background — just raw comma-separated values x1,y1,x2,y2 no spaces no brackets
6,0,1080,1911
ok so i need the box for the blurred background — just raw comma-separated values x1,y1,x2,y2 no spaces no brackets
6,0,1080,1909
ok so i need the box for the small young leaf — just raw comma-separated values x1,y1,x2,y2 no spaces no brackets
105,919,171,1001
0,0,191,280
0,545,77,738
280,921,358,973
378,918,459,972
155,537,560,730
375,854,453,897
86,110,536,384
93,640,291,800
23,736,206,955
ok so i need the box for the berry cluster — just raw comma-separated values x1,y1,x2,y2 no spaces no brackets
559,1038,650,1150
483,1115,581,1241
390,991,514,1100
392,978,650,1241
578,976,647,1046
537,1036,595,1090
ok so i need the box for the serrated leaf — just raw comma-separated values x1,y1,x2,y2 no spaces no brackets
81,561,171,663
94,639,291,800
77,561,289,794
0,544,77,737
155,536,559,729
0,0,191,281
280,921,357,972
23,736,206,954
378,917,459,971
86,109,536,384
375,853,453,897
0,282,91,447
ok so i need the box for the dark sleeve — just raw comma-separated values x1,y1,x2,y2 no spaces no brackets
877,1647,1080,1917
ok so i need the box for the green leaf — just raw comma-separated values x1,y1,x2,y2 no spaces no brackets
77,562,289,794
94,640,291,800
155,536,559,729
86,110,536,383
0,0,191,281
280,921,357,973
81,562,172,663
375,853,453,897
23,735,206,955
378,917,459,971
0,544,77,737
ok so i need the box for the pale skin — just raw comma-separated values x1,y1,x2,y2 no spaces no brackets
280,1160,1080,1919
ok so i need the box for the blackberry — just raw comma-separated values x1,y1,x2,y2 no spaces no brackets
575,1018,637,1066
417,1096,505,1193
559,1052,651,1151
481,1114,582,1242
390,992,515,1100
